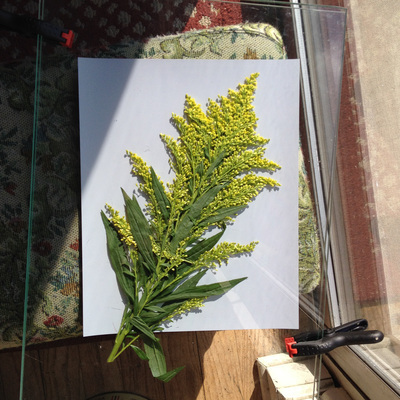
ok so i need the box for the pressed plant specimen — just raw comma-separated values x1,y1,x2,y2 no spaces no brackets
102,73,280,381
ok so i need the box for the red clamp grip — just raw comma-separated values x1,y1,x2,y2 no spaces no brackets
61,29,74,48
284,337,298,358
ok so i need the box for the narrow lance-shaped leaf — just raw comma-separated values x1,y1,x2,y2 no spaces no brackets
203,149,226,179
122,189,156,273
143,336,185,382
199,204,246,227
150,166,171,221
156,277,247,304
130,345,149,361
130,315,158,342
147,269,209,306
156,367,186,383
170,184,225,251
145,305,166,313
175,270,207,292
143,336,166,377
100,211,134,303
140,304,187,327
140,301,187,325
185,228,225,261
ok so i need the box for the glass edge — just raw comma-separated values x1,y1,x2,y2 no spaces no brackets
213,0,347,12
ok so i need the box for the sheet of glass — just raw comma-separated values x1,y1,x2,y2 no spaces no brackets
8,2,347,400
78,58,300,336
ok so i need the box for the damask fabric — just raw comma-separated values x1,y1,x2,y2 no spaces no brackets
0,23,319,349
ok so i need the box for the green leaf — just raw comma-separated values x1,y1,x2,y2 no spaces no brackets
123,269,136,278
122,189,156,273
136,253,149,286
131,345,149,361
204,146,211,161
141,302,186,325
150,167,171,221
147,266,208,307
185,228,225,261
156,366,185,383
144,305,165,313
101,211,133,303
130,315,158,342
170,184,225,251
156,277,247,303
147,271,207,309
143,336,184,382
199,205,246,227
176,270,207,292
137,286,148,313
143,336,166,376
204,150,226,178
196,161,204,176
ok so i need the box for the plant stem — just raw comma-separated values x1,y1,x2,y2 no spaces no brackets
108,325,130,362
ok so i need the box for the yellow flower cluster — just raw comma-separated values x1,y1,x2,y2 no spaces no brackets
105,204,136,247
204,74,264,155
195,241,258,270
121,73,280,273
162,298,205,323
126,150,153,196
218,147,280,177
204,174,279,218
107,73,280,271
161,73,280,212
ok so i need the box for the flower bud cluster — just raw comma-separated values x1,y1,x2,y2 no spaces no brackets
105,204,136,247
196,241,258,270
162,298,205,323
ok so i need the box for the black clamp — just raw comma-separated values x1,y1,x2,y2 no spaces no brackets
285,319,384,357
0,10,74,48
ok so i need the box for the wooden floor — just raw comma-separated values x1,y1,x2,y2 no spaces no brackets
0,328,294,400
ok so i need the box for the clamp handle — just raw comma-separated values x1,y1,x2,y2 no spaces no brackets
0,10,74,48
292,319,368,343
290,330,384,357
285,319,384,357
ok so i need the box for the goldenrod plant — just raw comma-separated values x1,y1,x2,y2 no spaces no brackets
102,73,280,381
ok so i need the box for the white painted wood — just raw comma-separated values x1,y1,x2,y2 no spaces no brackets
257,354,334,400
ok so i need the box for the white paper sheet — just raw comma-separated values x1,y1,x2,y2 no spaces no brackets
78,58,300,336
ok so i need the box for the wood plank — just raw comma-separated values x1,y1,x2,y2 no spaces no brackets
0,327,289,399
197,329,282,400
38,341,84,399
0,350,23,400
160,331,206,400
22,349,46,399
79,336,166,400
0,348,46,400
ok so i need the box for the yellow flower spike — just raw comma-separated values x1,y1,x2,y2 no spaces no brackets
105,204,136,247
103,74,281,379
